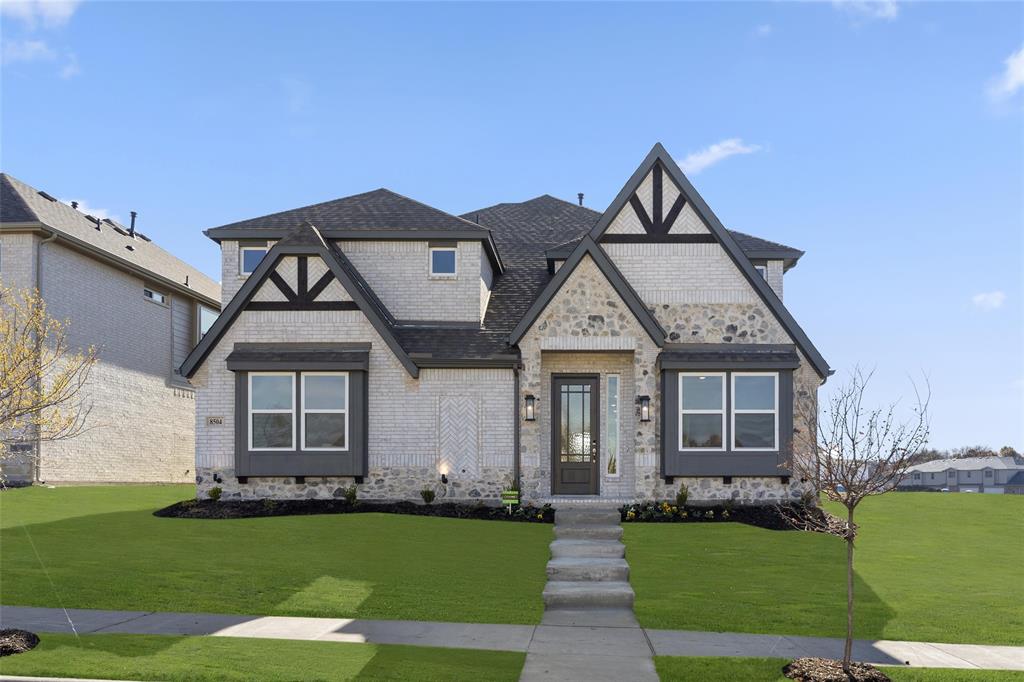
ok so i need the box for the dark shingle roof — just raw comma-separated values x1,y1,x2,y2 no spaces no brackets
465,195,600,341
0,173,219,304
207,188,490,235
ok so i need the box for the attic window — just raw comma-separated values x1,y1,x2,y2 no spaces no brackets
754,265,767,280
143,287,167,305
429,247,457,278
240,245,268,275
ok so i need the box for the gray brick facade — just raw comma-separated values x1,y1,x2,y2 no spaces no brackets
1,236,212,483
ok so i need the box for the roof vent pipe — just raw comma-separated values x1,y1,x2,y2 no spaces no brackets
577,193,584,206
71,201,78,209
129,211,137,237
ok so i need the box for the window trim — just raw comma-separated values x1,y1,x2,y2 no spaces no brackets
731,372,779,451
248,371,296,452
143,287,167,305
239,245,269,276
300,372,349,452
754,264,767,280
678,372,727,452
606,374,620,478
428,246,458,278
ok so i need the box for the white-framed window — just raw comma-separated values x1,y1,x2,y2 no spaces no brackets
679,373,726,450
754,264,767,280
239,245,269,275
248,372,295,451
732,373,778,451
143,287,167,305
429,247,457,278
301,372,349,451
606,374,620,477
197,305,218,342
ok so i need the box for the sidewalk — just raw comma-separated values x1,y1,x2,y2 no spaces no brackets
3,605,1023,672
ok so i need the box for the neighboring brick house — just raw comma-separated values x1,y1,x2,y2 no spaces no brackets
0,173,220,484
181,144,831,503
897,456,1024,494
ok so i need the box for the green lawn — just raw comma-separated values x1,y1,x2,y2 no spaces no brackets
654,657,1024,681
0,485,551,624
626,493,1024,645
0,633,525,681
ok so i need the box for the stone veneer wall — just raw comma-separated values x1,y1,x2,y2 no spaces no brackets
517,255,661,502
516,245,820,504
192,303,515,501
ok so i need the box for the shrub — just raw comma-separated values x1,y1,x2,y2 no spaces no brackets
262,499,277,511
207,486,222,502
675,485,689,507
342,486,358,505
420,488,436,505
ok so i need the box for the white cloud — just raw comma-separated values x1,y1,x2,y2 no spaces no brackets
755,24,773,37
832,0,899,21
679,139,763,176
971,291,1006,310
2,38,55,64
0,0,81,29
61,198,117,222
987,46,1024,103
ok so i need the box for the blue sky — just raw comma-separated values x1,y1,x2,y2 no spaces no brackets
2,1,1022,450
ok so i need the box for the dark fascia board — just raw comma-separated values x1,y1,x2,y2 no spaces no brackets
180,228,419,379
1,223,221,309
508,235,666,347
204,227,505,274
588,143,831,380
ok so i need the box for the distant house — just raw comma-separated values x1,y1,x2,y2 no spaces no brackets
898,456,1024,494
0,173,220,484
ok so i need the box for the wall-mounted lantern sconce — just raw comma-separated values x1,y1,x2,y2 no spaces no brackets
524,394,537,421
637,395,651,422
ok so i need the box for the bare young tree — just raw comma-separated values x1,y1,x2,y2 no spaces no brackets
0,282,97,483
788,367,930,677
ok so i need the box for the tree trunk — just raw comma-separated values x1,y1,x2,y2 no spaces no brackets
843,506,855,675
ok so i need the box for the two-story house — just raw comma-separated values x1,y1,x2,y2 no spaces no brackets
181,144,830,503
1,173,220,484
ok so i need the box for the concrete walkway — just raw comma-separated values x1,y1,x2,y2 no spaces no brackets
525,505,657,681
3,604,1024,673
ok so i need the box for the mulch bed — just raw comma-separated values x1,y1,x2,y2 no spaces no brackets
155,498,555,523
0,629,40,657
619,501,832,531
783,657,891,682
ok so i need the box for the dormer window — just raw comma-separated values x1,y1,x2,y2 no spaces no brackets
240,245,269,275
429,246,457,278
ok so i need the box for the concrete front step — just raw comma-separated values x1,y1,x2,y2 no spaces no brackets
550,539,626,559
553,524,623,541
554,508,622,526
542,580,635,609
547,557,629,582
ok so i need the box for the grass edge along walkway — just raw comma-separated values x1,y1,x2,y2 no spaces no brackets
0,633,526,682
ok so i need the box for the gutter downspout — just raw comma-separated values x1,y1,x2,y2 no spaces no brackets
513,365,521,494
33,230,58,483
